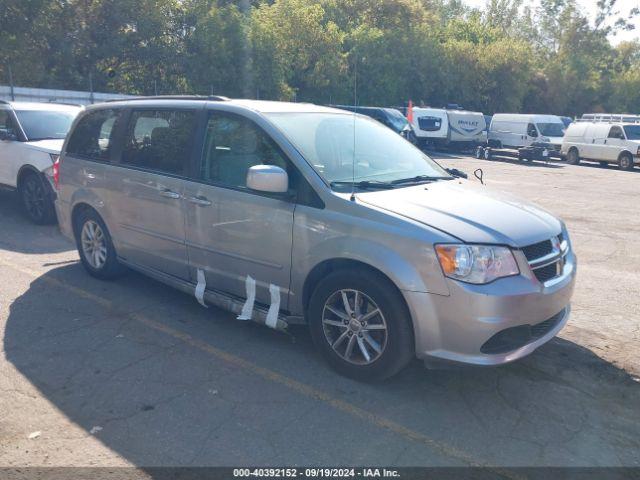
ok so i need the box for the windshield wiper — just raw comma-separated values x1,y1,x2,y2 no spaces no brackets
29,136,63,141
390,175,452,185
330,180,396,190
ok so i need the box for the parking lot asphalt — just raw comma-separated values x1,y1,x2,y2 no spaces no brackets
0,155,639,470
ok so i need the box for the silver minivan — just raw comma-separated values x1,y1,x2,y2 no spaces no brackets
56,97,577,380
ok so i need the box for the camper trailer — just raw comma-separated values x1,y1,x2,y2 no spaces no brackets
409,107,486,150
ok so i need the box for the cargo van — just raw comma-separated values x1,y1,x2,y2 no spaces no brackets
488,114,566,150
409,107,486,150
561,121,640,170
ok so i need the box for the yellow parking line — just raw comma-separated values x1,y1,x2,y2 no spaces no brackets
0,258,522,479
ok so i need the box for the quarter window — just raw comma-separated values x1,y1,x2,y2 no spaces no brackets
66,109,119,160
121,110,197,175
200,113,290,189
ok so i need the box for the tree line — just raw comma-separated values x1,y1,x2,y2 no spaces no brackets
1,0,639,116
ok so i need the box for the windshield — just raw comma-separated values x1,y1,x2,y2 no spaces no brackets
16,109,79,140
537,122,565,137
385,109,409,132
266,113,450,190
623,125,640,140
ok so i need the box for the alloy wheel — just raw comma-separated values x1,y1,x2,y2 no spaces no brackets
321,289,388,365
22,177,45,221
81,220,107,269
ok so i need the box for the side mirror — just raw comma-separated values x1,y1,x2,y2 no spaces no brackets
246,165,288,194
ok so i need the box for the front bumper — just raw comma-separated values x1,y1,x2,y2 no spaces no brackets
405,249,577,366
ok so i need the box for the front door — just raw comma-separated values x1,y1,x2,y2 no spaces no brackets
0,109,22,186
108,108,199,280
605,125,626,162
185,111,295,307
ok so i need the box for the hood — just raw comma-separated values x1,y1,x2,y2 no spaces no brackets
24,139,64,154
358,181,562,247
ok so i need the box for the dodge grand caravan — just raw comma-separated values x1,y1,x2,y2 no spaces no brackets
56,97,577,380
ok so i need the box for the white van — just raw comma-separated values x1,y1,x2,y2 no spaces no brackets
410,107,486,150
488,114,566,150
561,122,640,170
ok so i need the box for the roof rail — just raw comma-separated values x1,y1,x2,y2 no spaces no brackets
579,113,640,123
105,95,229,103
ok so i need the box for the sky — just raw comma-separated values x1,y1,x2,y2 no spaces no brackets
462,0,640,44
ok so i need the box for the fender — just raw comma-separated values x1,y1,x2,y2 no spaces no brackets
289,235,450,315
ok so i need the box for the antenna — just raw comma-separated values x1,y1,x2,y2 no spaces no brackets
350,52,357,202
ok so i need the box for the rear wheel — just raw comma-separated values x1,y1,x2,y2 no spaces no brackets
74,209,125,280
19,172,56,225
308,269,414,381
483,148,492,160
619,153,634,171
475,146,484,159
566,148,580,165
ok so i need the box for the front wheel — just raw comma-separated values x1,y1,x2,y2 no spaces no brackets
619,153,634,171
19,172,56,225
308,269,414,381
74,209,125,280
566,148,580,165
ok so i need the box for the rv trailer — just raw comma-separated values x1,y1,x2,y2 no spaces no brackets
409,107,486,151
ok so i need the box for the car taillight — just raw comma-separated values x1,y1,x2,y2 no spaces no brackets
50,154,60,190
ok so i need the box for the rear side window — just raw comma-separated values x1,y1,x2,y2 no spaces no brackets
121,109,197,176
66,109,119,160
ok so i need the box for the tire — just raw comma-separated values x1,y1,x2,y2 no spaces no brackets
74,209,125,280
19,172,56,225
566,148,580,165
475,146,484,159
483,148,492,160
619,153,634,171
308,269,414,381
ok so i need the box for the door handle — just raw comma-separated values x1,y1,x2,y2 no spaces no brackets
187,195,212,206
160,189,181,199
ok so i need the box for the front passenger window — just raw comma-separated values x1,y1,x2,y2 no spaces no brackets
608,126,624,140
0,110,18,140
527,124,538,137
200,113,290,189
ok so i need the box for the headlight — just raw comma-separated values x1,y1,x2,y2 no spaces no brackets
435,244,519,284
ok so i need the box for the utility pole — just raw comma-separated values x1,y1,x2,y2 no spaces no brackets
89,72,94,104
8,64,15,101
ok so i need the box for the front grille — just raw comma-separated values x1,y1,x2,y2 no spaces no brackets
522,240,552,261
480,310,565,354
533,263,557,283
521,233,568,284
